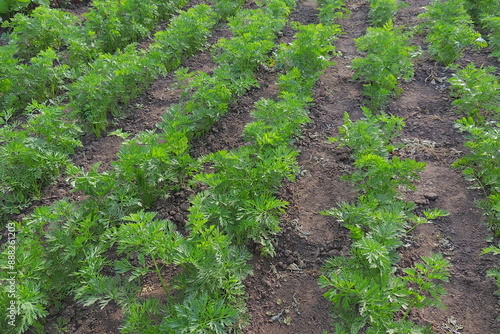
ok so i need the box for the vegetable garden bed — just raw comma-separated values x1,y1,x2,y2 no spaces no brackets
1,0,499,333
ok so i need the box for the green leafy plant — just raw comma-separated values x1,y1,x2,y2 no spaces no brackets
113,130,198,208
418,0,486,65
0,127,68,210
482,244,500,304
0,0,49,17
331,107,405,158
2,6,80,59
453,120,500,234
244,88,310,146
0,44,22,112
319,105,449,332
120,298,163,334
276,22,340,83
162,292,240,334
190,145,297,256
463,0,500,28
83,0,186,53
0,221,50,333
352,21,417,109
482,15,500,60
367,0,408,27
0,46,72,115
24,101,83,154
448,63,500,123
317,0,350,24
402,253,451,319
149,4,217,69
210,0,245,19
114,211,183,298
68,45,155,137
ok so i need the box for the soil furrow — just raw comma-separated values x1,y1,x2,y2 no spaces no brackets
243,1,369,333
390,0,500,332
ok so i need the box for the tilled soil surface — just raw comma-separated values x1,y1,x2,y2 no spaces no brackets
6,0,500,333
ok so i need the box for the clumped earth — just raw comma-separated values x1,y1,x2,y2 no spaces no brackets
7,0,500,333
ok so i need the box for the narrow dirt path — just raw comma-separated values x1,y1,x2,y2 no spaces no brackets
391,1,500,332
243,1,369,333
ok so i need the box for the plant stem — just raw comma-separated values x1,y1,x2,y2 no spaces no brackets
151,255,173,304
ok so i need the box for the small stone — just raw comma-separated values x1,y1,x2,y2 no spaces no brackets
173,213,184,223
180,202,190,211
415,198,427,205
288,263,302,271
424,192,439,201
327,249,339,257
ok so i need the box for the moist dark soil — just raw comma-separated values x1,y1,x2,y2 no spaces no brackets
8,0,500,333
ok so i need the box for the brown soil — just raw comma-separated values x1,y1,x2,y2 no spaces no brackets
10,0,500,333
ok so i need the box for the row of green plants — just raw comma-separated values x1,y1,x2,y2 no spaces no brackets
418,0,500,318
317,0,350,25
319,108,451,333
3,0,189,59
90,0,290,214
0,1,86,18
352,20,417,109
367,0,407,27
349,0,417,109
69,2,219,137
318,3,452,332
0,2,224,220
447,63,500,301
189,20,340,256
77,1,305,330
0,0,189,116
464,0,500,60
0,0,302,332
416,0,500,321
417,0,487,65
0,0,48,18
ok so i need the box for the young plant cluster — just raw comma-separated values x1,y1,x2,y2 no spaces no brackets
0,3,222,218
367,0,408,27
433,5,500,321
0,1,189,117
352,20,417,109
69,3,218,137
0,102,82,215
319,109,450,333
464,0,500,60
418,0,486,65
0,42,73,117
0,0,48,17
317,0,350,25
